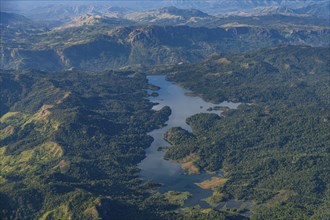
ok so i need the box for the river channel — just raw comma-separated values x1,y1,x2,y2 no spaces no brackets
139,75,240,207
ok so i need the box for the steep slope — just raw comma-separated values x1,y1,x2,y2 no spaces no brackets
0,12,35,27
2,24,329,71
294,1,330,18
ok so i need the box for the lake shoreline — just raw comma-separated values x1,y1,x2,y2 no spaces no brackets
139,75,240,207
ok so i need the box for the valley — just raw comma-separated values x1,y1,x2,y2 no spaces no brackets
139,75,240,208
0,1,329,219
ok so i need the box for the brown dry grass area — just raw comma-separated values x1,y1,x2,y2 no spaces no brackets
84,206,100,219
196,177,228,189
217,58,231,64
283,64,290,70
3,125,14,135
179,154,200,174
58,159,70,173
241,63,250,69
83,198,102,218
56,92,71,104
36,104,54,118
181,161,200,174
4,125,14,134
42,141,64,157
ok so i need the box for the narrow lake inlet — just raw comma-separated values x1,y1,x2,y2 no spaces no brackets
139,75,240,207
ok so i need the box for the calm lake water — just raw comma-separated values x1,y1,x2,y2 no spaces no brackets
139,75,240,207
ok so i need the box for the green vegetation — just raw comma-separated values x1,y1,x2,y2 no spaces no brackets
1,7,329,219
0,69,175,219
164,191,191,206
163,45,330,219
2,19,329,71
205,191,225,207
166,45,329,105
177,206,245,220
0,68,249,219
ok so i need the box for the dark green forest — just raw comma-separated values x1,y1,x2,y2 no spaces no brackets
0,70,246,219
1,2,330,219
0,45,329,220
162,45,330,219
0,70,173,219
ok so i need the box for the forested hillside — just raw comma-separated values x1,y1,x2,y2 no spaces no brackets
2,20,329,71
0,70,174,219
1,1,329,219
162,45,330,219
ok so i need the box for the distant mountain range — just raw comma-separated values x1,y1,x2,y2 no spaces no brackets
2,0,329,26
1,3,329,71
226,1,330,18
0,12,36,27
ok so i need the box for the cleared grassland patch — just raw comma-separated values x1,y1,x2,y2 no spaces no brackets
0,141,63,175
54,159,70,173
201,208,213,214
83,198,102,219
56,92,71,104
0,112,26,127
23,105,54,127
0,125,15,139
1,109,59,134
83,206,100,219
179,154,200,174
196,177,228,190
241,63,250,69
35,141,64,161
0,112,20,123
39,205,71,220
0,108,63,177
217,58,231,65
0,147,34,174
283,64,290,70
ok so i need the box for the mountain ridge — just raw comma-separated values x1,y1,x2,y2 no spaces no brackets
2,24,329,71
